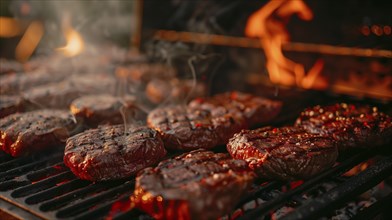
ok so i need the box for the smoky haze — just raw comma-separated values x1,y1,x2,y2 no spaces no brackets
8,0,135,51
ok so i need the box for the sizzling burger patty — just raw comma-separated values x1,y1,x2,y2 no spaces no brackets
70,95,145,127
227,126,338,180
189,91,282,127
132,149,255,220
0,70,66,95
295,103,392,150
64,125,166,181
0,110,77,157
22,73,116,109
147,105,245,151
0,95,24,118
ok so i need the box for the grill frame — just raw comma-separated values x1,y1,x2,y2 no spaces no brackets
0,147,391,220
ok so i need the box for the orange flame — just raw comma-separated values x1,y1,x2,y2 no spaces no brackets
245,0,327,90
57,15,84,57
0,17,22,38
15,21,44,62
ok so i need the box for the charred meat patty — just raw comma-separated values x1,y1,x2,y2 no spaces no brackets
0,70,66,95
70,95,145,127
0,95,24,118
0,110,77,157
295,103,392,150
22,73,116,109
132,149,255,220
189,91,282,127
64,125,166,181
147,105,245,151
227,126,338,180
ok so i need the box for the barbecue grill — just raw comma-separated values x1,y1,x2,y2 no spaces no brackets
1,0,391,219
1,147,391,220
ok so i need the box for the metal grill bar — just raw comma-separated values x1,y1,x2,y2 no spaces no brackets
55,180,135,218
281,156,392,220
351,193,392,220
1,149,391,220
237,151,373,220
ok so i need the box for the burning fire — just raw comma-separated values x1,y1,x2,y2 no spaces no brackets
57,16,84,57
15,21,44,62
0,17,22,38
245,0,327,89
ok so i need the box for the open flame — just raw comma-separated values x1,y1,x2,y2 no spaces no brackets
57,16,84,57
245,0,327,90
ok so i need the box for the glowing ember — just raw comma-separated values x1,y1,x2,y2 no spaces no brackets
57,15,84,57
245,0,328,90
105,199,132,220
343,160,373,177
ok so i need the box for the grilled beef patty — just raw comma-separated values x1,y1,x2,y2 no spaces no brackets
227,126,338,180
64,125,166,181
132,149,255,220
147,105,245,151
70,95,145,127
295,103,392,150
0,95,24,118
189,91,282,127
0,70,66,95
0,110,77,157
22,73,116,109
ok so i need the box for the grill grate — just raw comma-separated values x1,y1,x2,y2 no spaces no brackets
0,148,391,220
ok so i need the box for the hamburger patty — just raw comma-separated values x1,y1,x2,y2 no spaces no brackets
147,105,245,151
23,73,116,109
189,91,282,127
132,149,255,220
295,103,392,150
70,95,146,127
227,126,338,180
0,110,77,157
0,70,66,95
0,95,24,118
64,125,166,181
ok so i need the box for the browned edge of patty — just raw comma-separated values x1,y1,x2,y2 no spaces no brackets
0,110,76,157
189,91,283,127
227,126,338,180
147,105,244,151
64,125,166,181
295,103,392,150
131,149,255,220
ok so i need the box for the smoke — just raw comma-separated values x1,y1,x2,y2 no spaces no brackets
9,0,134,51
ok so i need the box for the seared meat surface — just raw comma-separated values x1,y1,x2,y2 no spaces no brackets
295,103,392,150
132,149,255,220
0,70,66,95
70,95,145,127
189,91,282,127
227,126,338,180
0,110,77,157
64,125,166,181
147,105,245,151
0,95,24,118
22,73,116,109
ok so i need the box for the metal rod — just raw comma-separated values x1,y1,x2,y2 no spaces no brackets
130,0,143,52
152,30,392,58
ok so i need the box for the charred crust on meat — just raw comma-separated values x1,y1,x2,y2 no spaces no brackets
189,91,282,127
227,126,338,180
132,149,255,220
295,103,392,150
0,110,77,157
147,105,245,151
70,95,145,127
64,125,166,181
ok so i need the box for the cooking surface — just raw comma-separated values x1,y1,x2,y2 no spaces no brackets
1,147,391,220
